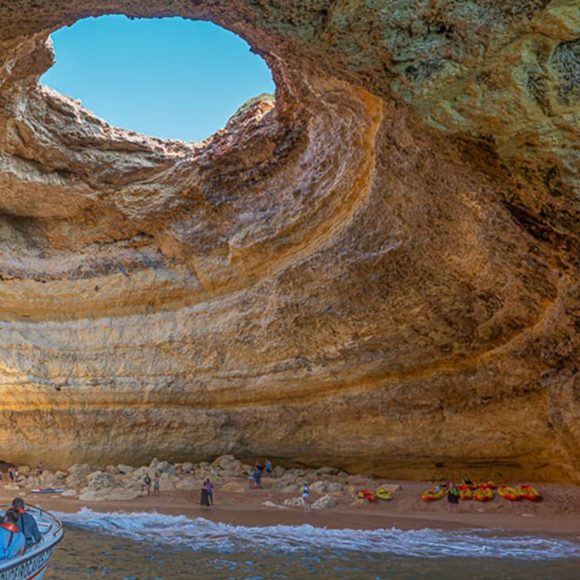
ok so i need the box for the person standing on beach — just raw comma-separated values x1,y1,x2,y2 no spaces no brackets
447,483,459,512
200,481,210,507
301,482,311,513
153,472,161,496
265,459,273,476
204,478,214,505
143,473,152,496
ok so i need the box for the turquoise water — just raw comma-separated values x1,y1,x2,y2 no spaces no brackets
48,510,580,579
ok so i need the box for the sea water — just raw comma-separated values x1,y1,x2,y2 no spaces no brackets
49,509,580,579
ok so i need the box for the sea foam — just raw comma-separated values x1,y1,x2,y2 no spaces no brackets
56,508,580,560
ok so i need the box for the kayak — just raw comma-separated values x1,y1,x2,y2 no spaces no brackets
498,486,521,501
458,486,473,500
474,487,494,502
31,488,66,494
420,488,446,502
357,489,377,502
518,485,542,502
375,488,393,501
478,481,496,489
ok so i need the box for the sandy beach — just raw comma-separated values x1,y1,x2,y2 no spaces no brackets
2,479,579,537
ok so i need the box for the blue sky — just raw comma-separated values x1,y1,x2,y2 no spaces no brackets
41,16,275,142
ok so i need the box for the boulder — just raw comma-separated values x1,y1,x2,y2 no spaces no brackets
273,465,286,478
310,480,328,494
326,482,344,493
316,467,339,476
312,495,339,510
181,462,194,474
18,465,31,477
155,461,176,476
39,472,60,488
65,464,94,487
211,455,246,477
117,465,134,475
221,481,247,493
85,471,116,491
282,496,304,507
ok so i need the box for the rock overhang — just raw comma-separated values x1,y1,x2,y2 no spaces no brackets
0,1,577,483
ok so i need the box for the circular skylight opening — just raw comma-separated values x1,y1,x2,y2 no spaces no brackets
41,16,275,142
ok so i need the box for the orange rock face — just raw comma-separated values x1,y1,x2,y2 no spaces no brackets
0,1,578,482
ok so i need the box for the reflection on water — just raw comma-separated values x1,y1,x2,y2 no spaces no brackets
47,511,580,579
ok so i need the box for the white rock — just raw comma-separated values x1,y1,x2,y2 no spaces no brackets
262,501,287,509
117,465,134,475
283,496,304,507
310,480,328,494
312,495,339,510
155,461,176,476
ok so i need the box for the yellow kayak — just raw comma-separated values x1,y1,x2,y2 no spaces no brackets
498,486,521,501
376,488,393,501
420,488,446,502
518,485,542,502
474,487,494,502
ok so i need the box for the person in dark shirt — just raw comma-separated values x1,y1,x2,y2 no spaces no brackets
11,498,41,547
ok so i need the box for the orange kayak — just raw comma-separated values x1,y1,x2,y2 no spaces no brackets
474,487,494,502
518,485,542,502
420,488,446,502
478,481,496,490
498,486,521,501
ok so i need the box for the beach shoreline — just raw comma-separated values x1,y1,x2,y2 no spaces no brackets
2,480,579,537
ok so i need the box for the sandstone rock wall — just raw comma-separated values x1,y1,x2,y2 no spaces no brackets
0,1,578,482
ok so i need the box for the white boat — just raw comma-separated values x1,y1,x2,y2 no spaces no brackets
0,504,63,580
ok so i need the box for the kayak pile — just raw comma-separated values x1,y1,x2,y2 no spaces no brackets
420,481,543,502
498,484,543,502
357,487,394,502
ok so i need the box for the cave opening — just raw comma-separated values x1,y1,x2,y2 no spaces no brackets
41,15,276,142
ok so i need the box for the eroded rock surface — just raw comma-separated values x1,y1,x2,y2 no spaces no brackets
0,1,578,482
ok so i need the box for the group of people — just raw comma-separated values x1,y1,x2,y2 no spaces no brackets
248,459,273,488
0,498,41,560
1,467,20,483
0,464,44,485
142,472,161,496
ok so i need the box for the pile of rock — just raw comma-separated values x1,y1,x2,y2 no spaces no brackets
4,456,398,509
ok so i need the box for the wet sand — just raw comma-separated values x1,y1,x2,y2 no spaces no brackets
2,479,579,536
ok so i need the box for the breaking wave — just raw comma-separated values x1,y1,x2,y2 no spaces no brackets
56,509,580,561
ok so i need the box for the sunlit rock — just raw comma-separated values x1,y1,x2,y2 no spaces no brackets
0,1,577,484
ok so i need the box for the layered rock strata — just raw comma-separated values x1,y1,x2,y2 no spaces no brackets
0,1,578,482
